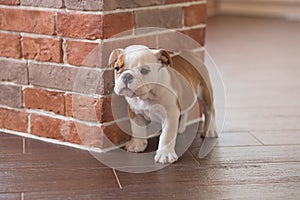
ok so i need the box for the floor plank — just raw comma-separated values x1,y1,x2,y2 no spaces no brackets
0,138,119,193
0,136,23,154
114,163,300,199
24,190,121,200
0,193,21,200
24,139,107,168
1,15,300,199
251,130,300,145
223,107,300,132
0,138,108,170
190,145,300,165
191,131,262,148
90,148,198,173
0,167,118,193
23,182,300,200
216,131,262,146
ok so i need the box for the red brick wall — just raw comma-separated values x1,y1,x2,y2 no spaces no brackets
0,0,207,150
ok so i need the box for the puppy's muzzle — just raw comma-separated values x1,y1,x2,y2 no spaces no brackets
122,73,134,85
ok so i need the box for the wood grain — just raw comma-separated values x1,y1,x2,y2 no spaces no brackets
1,15,300,199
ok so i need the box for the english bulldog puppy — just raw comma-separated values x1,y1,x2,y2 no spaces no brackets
109,45,217,164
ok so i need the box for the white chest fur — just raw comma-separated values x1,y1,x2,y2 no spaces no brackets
126,97,167,123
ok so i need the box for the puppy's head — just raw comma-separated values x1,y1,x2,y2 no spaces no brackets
109,45,172,99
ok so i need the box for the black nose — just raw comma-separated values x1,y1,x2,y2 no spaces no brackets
122,73,134,84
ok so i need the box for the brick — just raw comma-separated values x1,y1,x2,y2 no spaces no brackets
165,0,196,3
95,96,114,123
28,62,77,91
57,12,102,40
98,70,115,95
30,114,64,141
21,0,64,8
183,4,207,27
135,7,182,29
81,44,102,68
65,0,102,11
108,94,129,121
65,94,102,122
0,59,28,84
30,114,82,144
28,62,103,94
103,12,134,39
30,114,107,148
73,68,104,95
0,107,28,132
103,0,131,10
0,0,19,5
65,40,98,66
103,0,163,11
96,95,129,123
0,8,55,34
70,66,110,95
0,84,22,108
30,114,131,148
74,122,107,148
157,30,201,51
102,122,130,149
0,32,21,59
24,87,65,115
65,94,127,123
22,37,63,63
180,27,206,47
60,120,82,144
76,122,129,149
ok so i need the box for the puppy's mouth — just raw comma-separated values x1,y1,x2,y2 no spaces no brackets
120,88,134,97
119,87,149,99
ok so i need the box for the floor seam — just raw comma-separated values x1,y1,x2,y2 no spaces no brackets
112,168,123,189
249,130,265,146
188,149,201,166
22,138,26,154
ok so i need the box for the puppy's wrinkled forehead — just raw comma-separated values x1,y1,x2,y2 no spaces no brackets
123,46,158,68
109,45,172,72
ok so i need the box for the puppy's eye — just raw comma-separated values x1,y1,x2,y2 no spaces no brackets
114,66,120,72
141,68,150,75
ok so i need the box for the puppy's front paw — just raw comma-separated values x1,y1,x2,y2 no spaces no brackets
125,138,148,153
154,149,178,164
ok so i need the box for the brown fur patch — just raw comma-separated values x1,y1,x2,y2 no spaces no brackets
116,54,125,69
170,54,213,108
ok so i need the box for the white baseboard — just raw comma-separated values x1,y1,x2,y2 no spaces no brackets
218,0,300,21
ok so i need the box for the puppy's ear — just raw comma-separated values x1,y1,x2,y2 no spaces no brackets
108,48,124,67
155,49,173,67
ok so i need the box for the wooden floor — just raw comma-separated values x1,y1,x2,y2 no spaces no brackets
1,16,300,199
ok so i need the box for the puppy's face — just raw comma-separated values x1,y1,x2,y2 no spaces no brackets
109,45,171,99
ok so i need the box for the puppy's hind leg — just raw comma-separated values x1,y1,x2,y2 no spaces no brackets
178,112,188,134
202,106,218,138
198,85,218,138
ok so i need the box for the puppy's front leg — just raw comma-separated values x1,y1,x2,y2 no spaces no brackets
155,111,180,164
125,114,148,153
125,137,148,153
